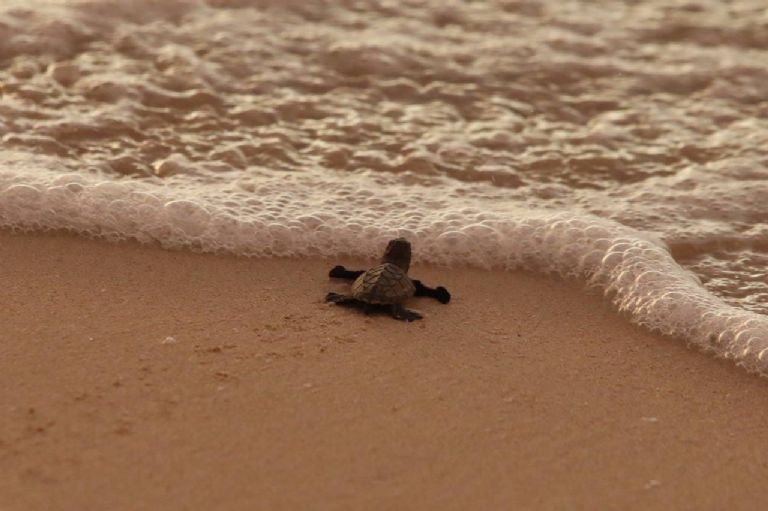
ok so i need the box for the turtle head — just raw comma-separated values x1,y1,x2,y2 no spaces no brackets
382,238,412,273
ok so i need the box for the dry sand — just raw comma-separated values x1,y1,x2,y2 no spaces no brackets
2,231,768,511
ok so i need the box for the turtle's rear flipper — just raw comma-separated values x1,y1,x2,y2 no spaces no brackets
325,292,358,305
390,305,423,322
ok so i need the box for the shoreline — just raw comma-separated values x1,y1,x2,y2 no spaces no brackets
2,230,768,510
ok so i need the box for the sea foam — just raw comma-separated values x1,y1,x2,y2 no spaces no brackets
2,158,768,374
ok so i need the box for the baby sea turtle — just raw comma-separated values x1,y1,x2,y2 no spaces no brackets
325,238,450,321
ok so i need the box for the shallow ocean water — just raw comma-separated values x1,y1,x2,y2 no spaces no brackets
1,1,768,371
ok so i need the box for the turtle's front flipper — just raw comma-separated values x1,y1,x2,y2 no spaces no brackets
329,266,365,280
390,305,423,322
325,292,359,305
412,279,451,304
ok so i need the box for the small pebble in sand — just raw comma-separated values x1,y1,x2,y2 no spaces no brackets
644,479,661,490
641,416,658,423
162,336,177,344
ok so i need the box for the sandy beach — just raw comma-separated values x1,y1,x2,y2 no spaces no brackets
2,230,767,510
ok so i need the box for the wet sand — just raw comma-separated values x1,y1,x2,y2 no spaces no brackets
2,231,768,510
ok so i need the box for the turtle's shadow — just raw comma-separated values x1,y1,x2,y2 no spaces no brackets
329,300,392,317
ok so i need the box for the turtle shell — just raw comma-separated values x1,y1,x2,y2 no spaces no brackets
351,263,416,305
